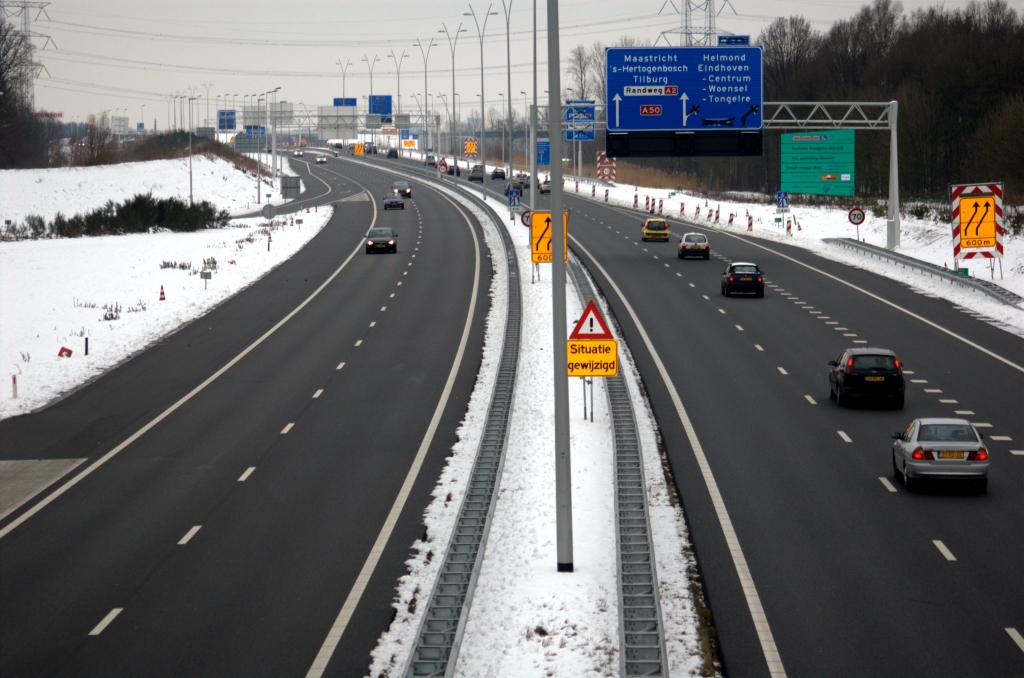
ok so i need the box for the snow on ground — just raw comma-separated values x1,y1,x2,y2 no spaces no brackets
0,156,331,420
0,154,295,228
362,167,707,676
568,178,1024,335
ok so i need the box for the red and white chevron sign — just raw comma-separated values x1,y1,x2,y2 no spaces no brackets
595,151,617,181
951,182,1003,259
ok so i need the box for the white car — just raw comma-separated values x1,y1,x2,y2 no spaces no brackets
892,418,989,493
315,156,327,164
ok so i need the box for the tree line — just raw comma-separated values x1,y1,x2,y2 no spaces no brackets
562,0,1024,205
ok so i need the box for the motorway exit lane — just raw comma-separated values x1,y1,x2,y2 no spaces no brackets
0,159,490,677
549,191,1023,677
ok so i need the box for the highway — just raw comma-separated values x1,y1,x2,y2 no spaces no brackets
0,155,490,677
382,153,1023,676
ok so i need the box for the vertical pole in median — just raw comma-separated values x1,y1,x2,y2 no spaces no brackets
547,0,573,573
887,100,900,250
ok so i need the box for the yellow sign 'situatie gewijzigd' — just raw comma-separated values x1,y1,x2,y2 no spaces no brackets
566,339,619,377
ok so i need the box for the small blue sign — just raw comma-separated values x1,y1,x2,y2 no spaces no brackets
413,134,419,140
718,35,750,45
369,95,393,116
537,139,551,166
776,191,790,208
218,109,237,131
606,46,763,133
565,100,596,141
334,98,357,107
137,122,144,130
401,129,410,139
509,189,521,207
244,125,266,135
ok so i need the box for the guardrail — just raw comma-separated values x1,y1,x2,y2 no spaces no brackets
821,238,1023,308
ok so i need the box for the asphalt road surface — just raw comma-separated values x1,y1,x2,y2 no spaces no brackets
0,153,490,677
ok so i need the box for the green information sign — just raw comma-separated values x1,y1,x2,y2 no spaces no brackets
781,129,855,196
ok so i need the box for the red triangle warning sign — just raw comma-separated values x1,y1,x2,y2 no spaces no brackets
570,300,614,339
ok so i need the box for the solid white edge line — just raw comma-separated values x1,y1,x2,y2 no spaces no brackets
932,540,957,561
570,235,789,678
1007,628,1024,653
878,477,898,493
88,608,123,636
238,467,256,482
304,174,483,678
0,172,376,541
178,525,202,545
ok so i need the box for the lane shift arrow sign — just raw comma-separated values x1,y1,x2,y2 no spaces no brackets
613,93,621,127
681,93,690,126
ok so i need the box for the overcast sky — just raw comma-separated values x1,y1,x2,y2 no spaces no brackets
27,0,979,126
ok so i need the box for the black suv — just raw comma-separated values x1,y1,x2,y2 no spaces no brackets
387,149,398,158
829,348,906,408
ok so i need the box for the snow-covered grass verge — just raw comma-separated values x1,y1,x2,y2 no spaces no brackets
0,209,332,420
364,167,708,677
0,155,288,228
570,180,1024,336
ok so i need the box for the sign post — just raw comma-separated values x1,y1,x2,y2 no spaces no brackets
848,207,865,241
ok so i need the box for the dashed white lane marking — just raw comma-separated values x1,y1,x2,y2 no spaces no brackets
778,367,788,375
972,422,992,428
390,293,395,298
1006,628,1024,653
990,435,1012,441
354,340,363,346
369,322,376,327
653,255,659,259
826,321,838,325
281,423,295,434
397,281,402,285
718,309,726,314
911,379,928,383
736,325,744,331
879,477,898,492
924,388,942,393
238,467,256,481
1010,450,1024,456
755,344,764,351
816,316,830,320
837,431,852,443
677,273,682,277
336,362,345,370
804,395,816,404
89,608,123,636
313,389,323,399
412,254,416,258
954,410,974,415
933,540,956,561
178,525,202,545
809,311,821,314
903,370,915,374
380,306,386,311
407,263,413,266
833,327,847,330
853,340,868,344
939,399,958,403
664,263,670,268
403,272,408,275
689,283,695,287
844,333,857,336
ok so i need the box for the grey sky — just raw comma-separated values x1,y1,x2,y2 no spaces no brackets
28,0,977,126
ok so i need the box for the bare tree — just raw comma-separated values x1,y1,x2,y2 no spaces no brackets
757,16,820,99
565,44,593,101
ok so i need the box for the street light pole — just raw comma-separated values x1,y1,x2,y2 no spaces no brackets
362,54,380,147
336,58,353,100
439,23,466,161
501,0,513,174
546,0,572,573
414,39,435,154
498,92,505,169
202,81,213,128
141,104,145,133
530,0,537,211
188,96,198,205
465,3,497,198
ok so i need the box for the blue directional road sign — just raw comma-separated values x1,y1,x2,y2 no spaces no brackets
537,139,551,166
509,189,521,207
776,191,790,208
333,98,357,107
565,100,595,141
368,95,393,116
718,35,750,45
606,46,763,132
218,109,236,131
137,122,144,131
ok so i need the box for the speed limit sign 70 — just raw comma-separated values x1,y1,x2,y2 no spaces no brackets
848,207,865,225
521,209,531,227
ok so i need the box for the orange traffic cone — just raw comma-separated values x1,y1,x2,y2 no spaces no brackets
160,285,166,301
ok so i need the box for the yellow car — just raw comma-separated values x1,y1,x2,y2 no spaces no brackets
642,218,671,242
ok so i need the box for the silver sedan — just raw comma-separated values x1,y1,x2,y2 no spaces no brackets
892,418,989,493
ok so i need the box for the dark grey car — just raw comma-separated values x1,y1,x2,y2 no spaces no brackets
383,193,405,210
366,227,398,253
829,348,905,408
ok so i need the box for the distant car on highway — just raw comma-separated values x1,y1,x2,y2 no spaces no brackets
387,149,399,158
641,218,670,242
828,348,905,408
505,180,525,196
892,418,989,492
445,163,461,177
315,156,327,164
678,232,710,259
383,193,405,210
292,150,303,157
540,180,551,194
393,181,412,198
721,262,764,297
426,154,437,166
491,168,506,180
366,227,398,253
468,166,484,182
